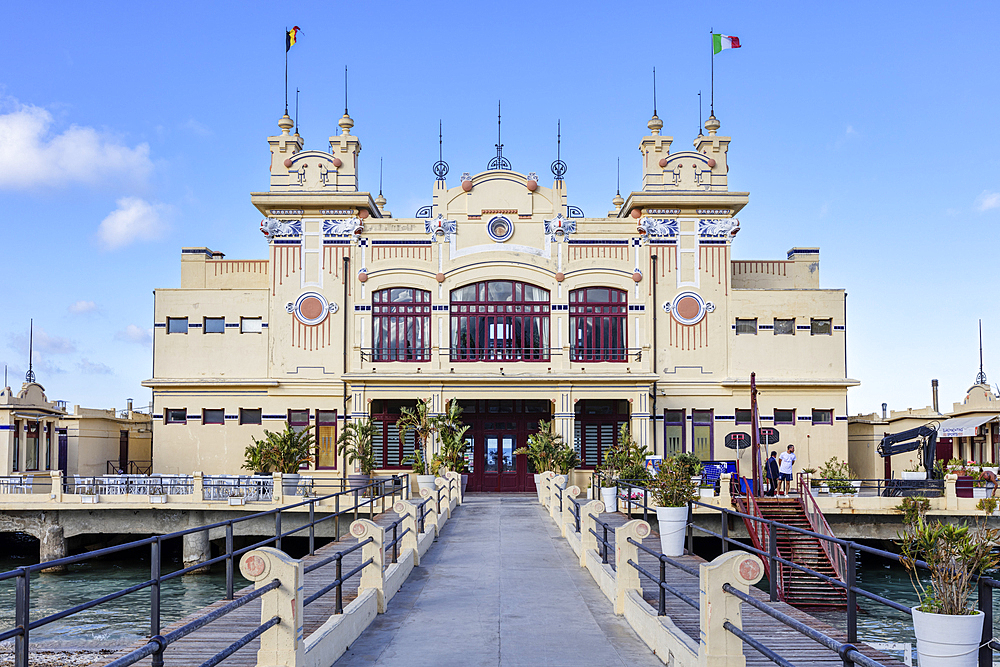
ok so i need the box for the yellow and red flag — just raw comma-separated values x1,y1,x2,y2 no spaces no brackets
286,26,301,52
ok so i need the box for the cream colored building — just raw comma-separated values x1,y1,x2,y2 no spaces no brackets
144,109,857,491
60,404,152,477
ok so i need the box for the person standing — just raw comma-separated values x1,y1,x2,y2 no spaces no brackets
777,444,796,496
765,451,780,497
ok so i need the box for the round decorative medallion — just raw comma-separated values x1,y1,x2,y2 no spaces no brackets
637,523,650,537
293,292,330,326
632,270,643,283
658,157,667,168
462,180,473,192
739,557,762,583
555,272,564,282
242,554,266,578
283,158,293,168
351,523,366,537
630,208,642,219
436,272,445,283
394,501,405,513
332,156,343,168
670,291,708,326
358,269,368,283
487,215,514,243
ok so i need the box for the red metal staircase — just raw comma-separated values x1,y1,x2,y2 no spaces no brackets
737,486,847,609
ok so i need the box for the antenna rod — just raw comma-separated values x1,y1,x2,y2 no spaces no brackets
497,100,502,147
557,120,561,161
379,157,383,196
295,88,299,134
616,157,620,195
26,319,35,383
653,67,657,116
344,66,349,115
439,120,443,162
977,319,988,385
699,91,703,134
284,27,288,115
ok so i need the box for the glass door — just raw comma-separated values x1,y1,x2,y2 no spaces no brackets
482,435,517,491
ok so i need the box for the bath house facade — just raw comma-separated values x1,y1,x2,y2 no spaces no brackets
144,109,856,491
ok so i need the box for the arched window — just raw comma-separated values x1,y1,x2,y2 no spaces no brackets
372,288,431,362
569,287,627,362
450,281,550,361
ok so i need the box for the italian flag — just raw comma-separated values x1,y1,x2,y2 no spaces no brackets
713,33,741,54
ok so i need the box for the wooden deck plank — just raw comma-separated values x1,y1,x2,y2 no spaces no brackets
596,510,907,667
94,510,403,667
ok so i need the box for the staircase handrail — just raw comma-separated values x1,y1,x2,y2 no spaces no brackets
735,489,784,600
797,473,847,583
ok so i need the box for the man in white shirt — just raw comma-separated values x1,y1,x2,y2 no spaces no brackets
777,444,796,496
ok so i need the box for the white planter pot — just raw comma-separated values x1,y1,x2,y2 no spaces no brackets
149,495,167,504
81,495,99,504
699,488,715,499
228,497,246,506
901,471,927,480
656,506,688,557
417,475,437,495
912,607,984,667
600,487,617,512
282,473,301,496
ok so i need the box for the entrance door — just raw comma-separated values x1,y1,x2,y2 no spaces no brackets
119,430,129,472
482,435,518,492
57,430,68,476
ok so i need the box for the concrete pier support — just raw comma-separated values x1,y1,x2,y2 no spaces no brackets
39,525,66,573
183,514,211,574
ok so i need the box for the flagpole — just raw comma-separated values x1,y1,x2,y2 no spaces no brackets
710,28,714,116
284,27,289,115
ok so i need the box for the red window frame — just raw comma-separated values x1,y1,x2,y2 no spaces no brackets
315,410,338,470
569,287,627,362
450,281,550,361
372,288,432,362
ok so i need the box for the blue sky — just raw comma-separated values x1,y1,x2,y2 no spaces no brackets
1,1,997,416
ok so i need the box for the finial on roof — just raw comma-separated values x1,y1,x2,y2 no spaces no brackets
433,120,449,181
977,319,988,386
705,114,720,135
551,120,566,180
376,158,386,209
25,319,35,384
612,157,624,210
278,114,294,135
488,100,511,170
647,114,663,135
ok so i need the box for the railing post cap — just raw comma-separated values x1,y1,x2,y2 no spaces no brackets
349,518,383,541
703,550,765,586
619,518,651,540
419,487,433,498
542,471,556,480
566,485,580,498
240,546,295,582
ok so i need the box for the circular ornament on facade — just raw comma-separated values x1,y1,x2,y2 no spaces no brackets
283,158,293,168
487,216,514,243
671,291,708,325
332,156,343,168
436,272,446,283
632,270,643,283
630,208,642,219
555,272,565,282
241,553,267,578
358,209,369,220
658,157,667,168
527,179,538,192
707,158,716,167
637,523,650,537
358,270,368,283
351,523,366,537
293,292,330,325
462,180,473,192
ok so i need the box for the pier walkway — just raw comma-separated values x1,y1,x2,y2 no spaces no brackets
335,494,662,667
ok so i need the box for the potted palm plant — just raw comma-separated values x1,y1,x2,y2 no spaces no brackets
397,398,438,494
434,399,471,494
338,418,378,492
514,419,561,490
244,422,314,496
648,455,697,556
899,516,999,666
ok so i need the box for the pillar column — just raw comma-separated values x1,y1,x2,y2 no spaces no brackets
39,524,66,573
183,512,211,574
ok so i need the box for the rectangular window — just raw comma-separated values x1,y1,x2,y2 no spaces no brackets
810,318,832,335
316,410,337,469
574,401,629,468
692,410,713,460
450,280,550,362
735,409,752,425
240,408,262,425
45,430,51,470
167,317,188,334
241,317,263,334
663,409,684,456
288,410,310,432
12,421,19,471
371,400,416,469
372,288,432,362
735,319,757,335
25,422,39,471
812,409,833,425
204,317,225,334
166,409,187,424
569,287,628,362
203,409,225,425
773,409,796,424
773,318,795,335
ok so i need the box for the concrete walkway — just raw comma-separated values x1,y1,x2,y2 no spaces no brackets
334,494,663,667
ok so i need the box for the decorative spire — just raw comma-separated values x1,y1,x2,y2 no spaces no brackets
488,101,511,170
551,120,566,180
433,120,449,181
698,91,703,137
704,114,720,135
612,157,624,209
977,319,988,386
647,66,663,135
25,319,35,384
375,158,386,209
338,66,354,134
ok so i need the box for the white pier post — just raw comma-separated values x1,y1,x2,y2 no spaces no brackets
350,519,387,612
239,547,304,667
615,519,651,614
700,551,765,667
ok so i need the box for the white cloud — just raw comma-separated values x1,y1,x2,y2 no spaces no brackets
975,191,1000,212
69,300,96,314
97,197,169,250
182,118,212,136
0,101,153,189
116,324,153,345
10,328,75,356
78,359,113,375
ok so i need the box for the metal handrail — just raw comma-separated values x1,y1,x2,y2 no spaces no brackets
797,473,847,582
588,516,614,568
2,474,407,667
